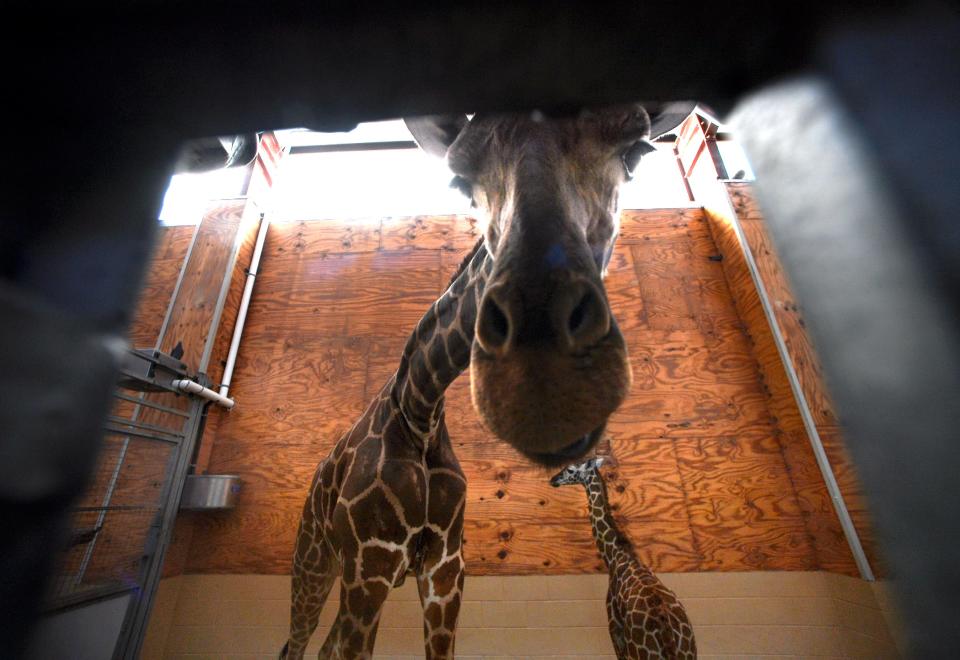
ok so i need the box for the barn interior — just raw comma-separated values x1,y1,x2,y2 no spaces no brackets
37,111,903,658
6,3,960,660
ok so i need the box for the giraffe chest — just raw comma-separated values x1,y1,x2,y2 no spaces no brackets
314,427,465,569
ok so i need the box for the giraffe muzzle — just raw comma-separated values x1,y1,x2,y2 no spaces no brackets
475,278,611,356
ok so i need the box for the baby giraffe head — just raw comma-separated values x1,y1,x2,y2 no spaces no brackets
549,456,605,487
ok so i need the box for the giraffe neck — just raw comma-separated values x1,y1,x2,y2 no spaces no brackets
392,241,491,438
583,468,637,569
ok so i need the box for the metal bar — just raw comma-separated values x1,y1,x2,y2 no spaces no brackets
74,437,129,585
111,392,190,418
78,384,190,584
46,583,136,614
102,426,181,445
154,223,201,350
288,139,418,155
105,416,184,438
115,397,206,659
73,390,147,586
673,146,695,203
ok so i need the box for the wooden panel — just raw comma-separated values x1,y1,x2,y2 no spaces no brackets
779,430,857,574
692,178,880,577
380,214,481,252
118,210,842,577
463,519,702,575
737,212,842,428
159,201,247,369
618,208,705,244
97,205,255,579
702,203,858,575
725,185,877,574
692,520,816,571
196,207,263,471
675,433,804,524
128,225,194,347
86,201,249,578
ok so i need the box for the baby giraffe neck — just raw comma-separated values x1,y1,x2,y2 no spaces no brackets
583,469,634,568
392,242,490,436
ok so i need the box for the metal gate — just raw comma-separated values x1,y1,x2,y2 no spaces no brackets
45,348,207,659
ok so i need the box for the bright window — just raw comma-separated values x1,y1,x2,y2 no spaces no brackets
158,167,249,226
158,117,703,225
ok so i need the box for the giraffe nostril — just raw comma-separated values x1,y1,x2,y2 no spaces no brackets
476,286,515,354
557,280,610,351
486,299,509,342
568,293,589,335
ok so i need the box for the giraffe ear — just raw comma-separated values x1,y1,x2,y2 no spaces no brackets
403,115,470,158
646,101,698,139
592,457,606,469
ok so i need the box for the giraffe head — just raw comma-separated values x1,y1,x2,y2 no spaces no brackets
407,105,683,466
549,456,605,487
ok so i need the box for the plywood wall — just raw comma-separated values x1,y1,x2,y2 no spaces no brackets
712,183,884,576
119,207,858,577
129,225,195,348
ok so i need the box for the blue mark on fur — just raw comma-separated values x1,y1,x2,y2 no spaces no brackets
546,243,567,268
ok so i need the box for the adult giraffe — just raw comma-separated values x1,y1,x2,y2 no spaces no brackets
280,104,692,659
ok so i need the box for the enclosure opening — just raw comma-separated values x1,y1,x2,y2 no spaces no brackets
157,117,757,226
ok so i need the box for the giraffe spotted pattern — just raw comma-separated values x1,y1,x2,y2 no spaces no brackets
281,243,490,660
551,458,697,659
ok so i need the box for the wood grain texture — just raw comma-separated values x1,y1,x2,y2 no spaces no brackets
697,180,880,577
122,207,853,577
728,185,879,574
196,205,263,472
128,225,195,348
159,201,247,370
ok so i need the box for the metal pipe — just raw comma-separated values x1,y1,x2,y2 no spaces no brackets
219,214,269,398
171,379,235,409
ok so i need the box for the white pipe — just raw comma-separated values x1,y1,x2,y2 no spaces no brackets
219,214,270,399
172,379,235,409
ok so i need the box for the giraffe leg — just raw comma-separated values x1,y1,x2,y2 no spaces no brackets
318,574,398,660
416,529,465,659
282,512,337,660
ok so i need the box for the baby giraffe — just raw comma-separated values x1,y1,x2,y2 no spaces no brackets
551,457,697,659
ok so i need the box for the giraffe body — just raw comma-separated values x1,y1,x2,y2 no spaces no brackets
282,243,490,659
551,458,697,659
283,105,687,657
